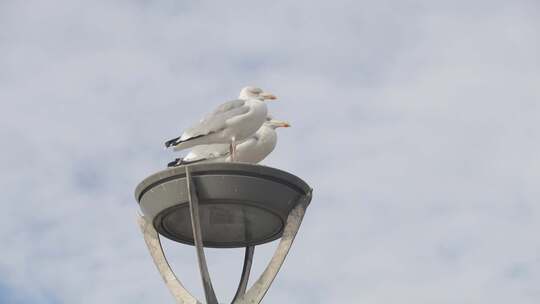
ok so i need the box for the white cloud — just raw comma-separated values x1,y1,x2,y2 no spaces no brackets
1,0,539,303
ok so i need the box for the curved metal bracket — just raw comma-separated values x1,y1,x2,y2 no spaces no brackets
137,215,201,304
233,190,312,304
232,246,255,303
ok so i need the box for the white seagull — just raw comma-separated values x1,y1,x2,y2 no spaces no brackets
168,117,290,166
164,86,277,160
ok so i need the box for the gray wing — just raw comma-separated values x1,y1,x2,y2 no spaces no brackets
208,99,246,116
180,99,248,140
183,131,259,163
184,143,230,162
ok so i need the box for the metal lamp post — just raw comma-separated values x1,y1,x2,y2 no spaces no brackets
135,163,313,304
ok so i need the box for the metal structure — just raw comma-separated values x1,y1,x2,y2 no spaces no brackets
135,163,313,303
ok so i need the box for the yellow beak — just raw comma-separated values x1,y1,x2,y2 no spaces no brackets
270,119,291,128
260,92,278,100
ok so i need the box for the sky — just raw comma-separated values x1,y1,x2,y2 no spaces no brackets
1,0,539,303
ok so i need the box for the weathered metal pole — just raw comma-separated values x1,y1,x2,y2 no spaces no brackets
186,167,219,304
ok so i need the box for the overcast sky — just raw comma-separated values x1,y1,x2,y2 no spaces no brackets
1,0,539,303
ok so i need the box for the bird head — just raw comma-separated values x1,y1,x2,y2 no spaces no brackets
265,116,291,129
239,86,278,101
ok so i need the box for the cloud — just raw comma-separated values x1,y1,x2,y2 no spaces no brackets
1,0,539,303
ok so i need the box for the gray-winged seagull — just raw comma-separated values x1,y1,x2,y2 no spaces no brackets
164,86,277,160
168,117,290,166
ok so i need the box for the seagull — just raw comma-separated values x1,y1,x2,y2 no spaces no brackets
168,117,290,167
164,86,277,160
